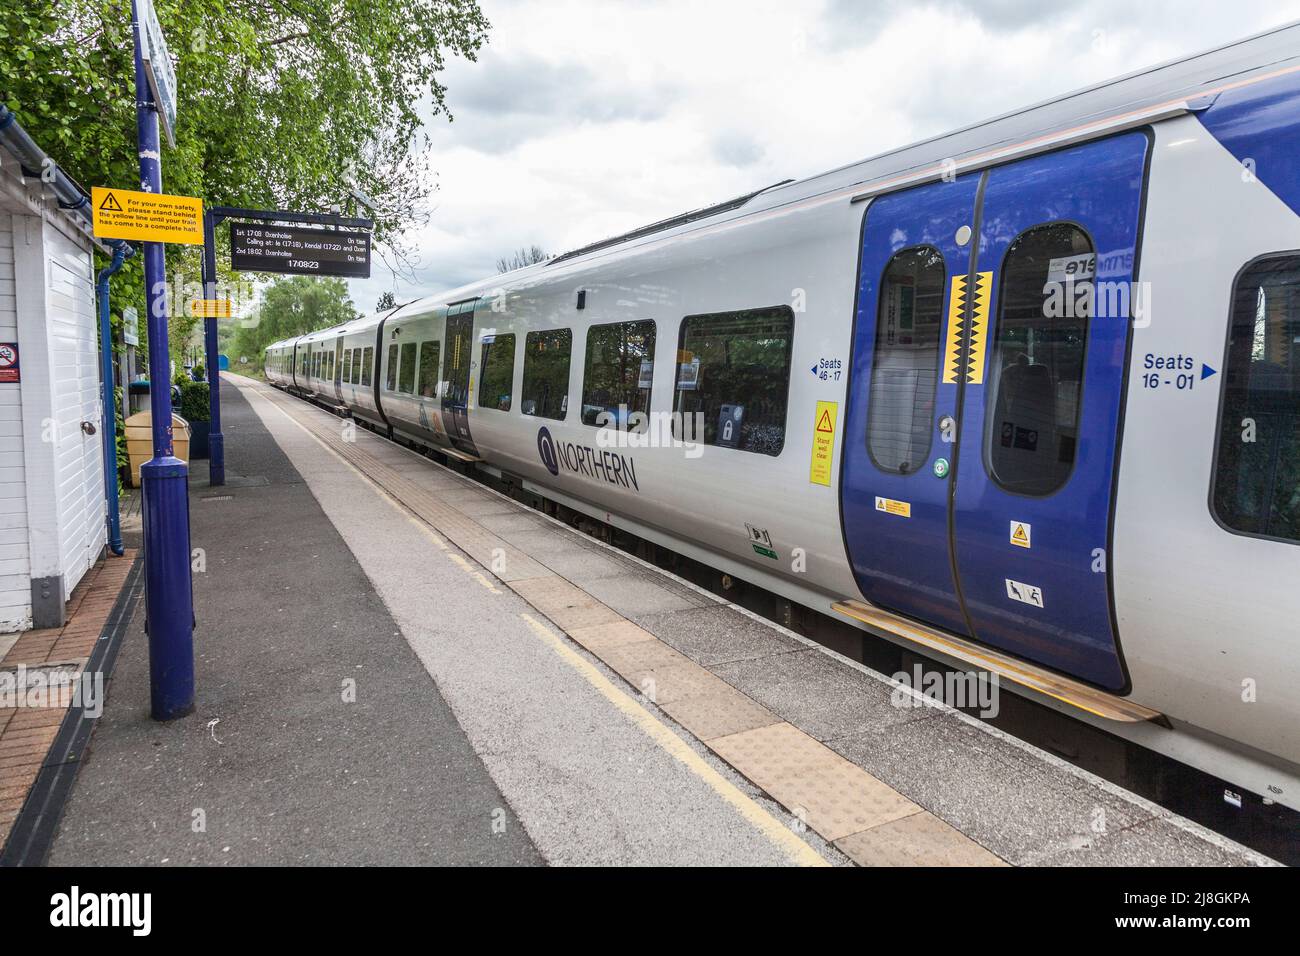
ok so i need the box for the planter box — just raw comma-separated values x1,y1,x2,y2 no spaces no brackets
190,419,210,459
124,412,191,487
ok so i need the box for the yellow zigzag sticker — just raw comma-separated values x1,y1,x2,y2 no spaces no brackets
966,271,992,385
941,271,993,385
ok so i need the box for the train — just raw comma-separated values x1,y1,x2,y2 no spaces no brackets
265,25,1300,814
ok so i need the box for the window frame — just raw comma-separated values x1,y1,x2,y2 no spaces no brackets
981,220,1095,499
385,343,399,392
477,332,517,412
580,318,658,430
417,340,441,399
672,305,796,456
1208,250,1300,546
398,341,417,394
521,327,573,421
864,245,947,475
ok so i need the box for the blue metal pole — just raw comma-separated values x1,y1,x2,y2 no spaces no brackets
97,240,134,557
133,0,194,720
202,209,224,485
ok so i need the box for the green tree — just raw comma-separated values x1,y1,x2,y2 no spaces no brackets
376,290,397,311
4,1,490,362
232,275,355,361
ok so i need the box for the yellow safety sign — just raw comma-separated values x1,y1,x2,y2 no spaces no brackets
875,496,912,518
189,299,233,318
809,400,838,486
91,186,204,245
1010,521,1032,549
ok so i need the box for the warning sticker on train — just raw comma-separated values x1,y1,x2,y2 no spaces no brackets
1005,578,1044,608
875,496,911,518
809,400,838,486
0,342,18,383
1010,521,1032,548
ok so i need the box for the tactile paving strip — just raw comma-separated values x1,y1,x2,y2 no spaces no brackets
834,810,1007,867
709,721,922,841
251,383,1008,865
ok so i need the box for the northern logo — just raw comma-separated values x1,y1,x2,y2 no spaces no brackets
537,426,559,476
535,425,639,491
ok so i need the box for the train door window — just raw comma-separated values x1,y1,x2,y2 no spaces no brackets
1213,255,1300,543
521,328,572,420
361,347,373,386
673,307,794,455
327,352,335,381
478,333,516,411
417,341,440,398
398,342,417,394
581,320,656,429
342,349,352,384
314,353,322,378
984,222,1092,496
867,246,945,473
386,343,399,391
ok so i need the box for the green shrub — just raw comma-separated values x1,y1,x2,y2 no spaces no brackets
179,380,211,422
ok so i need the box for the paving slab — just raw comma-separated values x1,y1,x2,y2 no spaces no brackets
827,710,1158,866
583,573,706,620
640,605,805,667
710,721,921,841
835,811,1007,867
711,648,933,740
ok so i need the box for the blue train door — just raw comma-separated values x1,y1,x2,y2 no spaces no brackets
842,173,982,637
441,299,480,456
843,132,1149,690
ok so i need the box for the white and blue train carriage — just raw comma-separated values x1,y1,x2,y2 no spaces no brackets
266,24,1300,814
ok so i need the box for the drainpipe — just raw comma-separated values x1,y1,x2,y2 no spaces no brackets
0,104,94,229
97,240,135,556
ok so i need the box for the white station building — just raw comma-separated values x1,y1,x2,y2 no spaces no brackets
0,116,110,633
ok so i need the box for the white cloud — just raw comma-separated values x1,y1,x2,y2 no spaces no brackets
349,0,1300,311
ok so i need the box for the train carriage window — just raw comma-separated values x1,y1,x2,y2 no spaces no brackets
398,342,417,394
521,328,572,420
478,333,516,411
342,349,352,384
673,307,794,455
581,320,656,429
867,246,946,473
385,344,399,391
1213,255,1300,543
361,347,373,386
417,341,440,398
985,222,1093,496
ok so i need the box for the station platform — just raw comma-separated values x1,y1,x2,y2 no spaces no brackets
16,374,1276,866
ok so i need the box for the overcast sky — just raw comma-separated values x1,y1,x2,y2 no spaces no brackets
347,0,1300,312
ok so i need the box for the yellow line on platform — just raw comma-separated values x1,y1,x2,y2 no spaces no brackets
448,553,503,593
519,612,830,867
